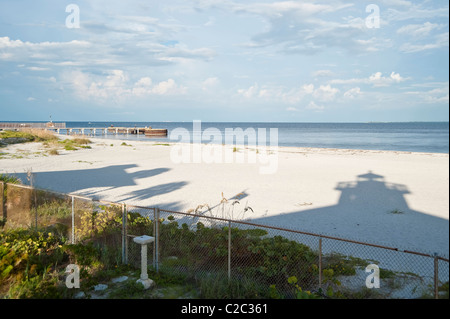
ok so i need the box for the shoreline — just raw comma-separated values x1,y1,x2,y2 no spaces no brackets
0,135,448,258
69,133,450,156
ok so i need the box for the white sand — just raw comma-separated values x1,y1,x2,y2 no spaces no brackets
1,136,448,260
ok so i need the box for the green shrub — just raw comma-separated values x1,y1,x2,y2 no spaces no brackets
72,138,91,145
0,173,21,184
199,274,268,299
64,144,78,151
0,229,66,285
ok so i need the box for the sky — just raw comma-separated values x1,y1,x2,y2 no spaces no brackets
0,0,448,122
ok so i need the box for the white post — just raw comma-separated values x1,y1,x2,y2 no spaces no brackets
133,235,155,289
140,244,148,280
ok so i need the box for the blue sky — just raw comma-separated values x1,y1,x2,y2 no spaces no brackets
0,0,448,122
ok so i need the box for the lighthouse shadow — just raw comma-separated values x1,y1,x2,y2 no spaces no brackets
251,171,449,258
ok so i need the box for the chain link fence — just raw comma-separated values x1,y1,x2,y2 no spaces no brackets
1,181,448,299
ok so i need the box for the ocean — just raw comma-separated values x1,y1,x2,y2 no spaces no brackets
2,121,447,154
58,121,449,154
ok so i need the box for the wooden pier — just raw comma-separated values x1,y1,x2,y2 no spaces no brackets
52,127,168,137
0,122,168,137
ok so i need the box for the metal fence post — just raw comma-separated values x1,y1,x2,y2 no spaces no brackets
154,207,160,272
122,203,127,264
434,253,439,299
0,181,4,222
153,208,156,269
71,195,75,244
318,236,323,289
32,183,37,230
228,220,232,281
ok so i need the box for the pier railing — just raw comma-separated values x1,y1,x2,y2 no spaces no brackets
1,181,448,299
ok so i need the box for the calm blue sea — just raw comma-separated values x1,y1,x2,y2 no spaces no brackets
57,121,449,154
3,121,446,153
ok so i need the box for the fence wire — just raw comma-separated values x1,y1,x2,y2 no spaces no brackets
0,181,448,299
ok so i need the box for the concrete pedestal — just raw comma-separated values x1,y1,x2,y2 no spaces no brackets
133,235,155,290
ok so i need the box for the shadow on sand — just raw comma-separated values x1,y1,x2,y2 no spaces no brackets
251,171,448,257
13,165,187,204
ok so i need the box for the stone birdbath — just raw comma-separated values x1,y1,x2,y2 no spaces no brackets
133,235,155,289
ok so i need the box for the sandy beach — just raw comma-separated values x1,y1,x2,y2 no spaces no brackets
0,135,448,259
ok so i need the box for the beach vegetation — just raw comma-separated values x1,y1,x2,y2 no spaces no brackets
0,173,21,185
0,129,58,146
287,276,321,299
0,129,93,157
48,149,59,156
0,228,67,298
35,200,72,220
64,144,78,151
72,138,91,145
58,138,92,151
438,281,449,299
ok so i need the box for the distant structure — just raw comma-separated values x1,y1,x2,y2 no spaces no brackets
0,122,66,130
0,122,167,137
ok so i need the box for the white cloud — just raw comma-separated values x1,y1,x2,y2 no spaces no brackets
397,22,443,38
64,70,186,101
384,2,449,22
302,84,315,95
400,32,449,53
313,85,339,101
237,83,259,98
306,101,324,112
135,77,152,87
344,87,361,99
331,72,409,87
312,70,334,78
235,1,339,17
151,78,186,95
227,0,392,55
405,84,449,104
237,82,341,104
379,0,412,7
0,37,91,62
202,77,219,91
0,31,216,75
132,77,153,96
27,66,50,71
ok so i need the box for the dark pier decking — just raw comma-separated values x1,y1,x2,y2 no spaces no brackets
0,122,168,137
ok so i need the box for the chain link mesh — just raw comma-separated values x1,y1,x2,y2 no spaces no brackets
0,181,448,299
